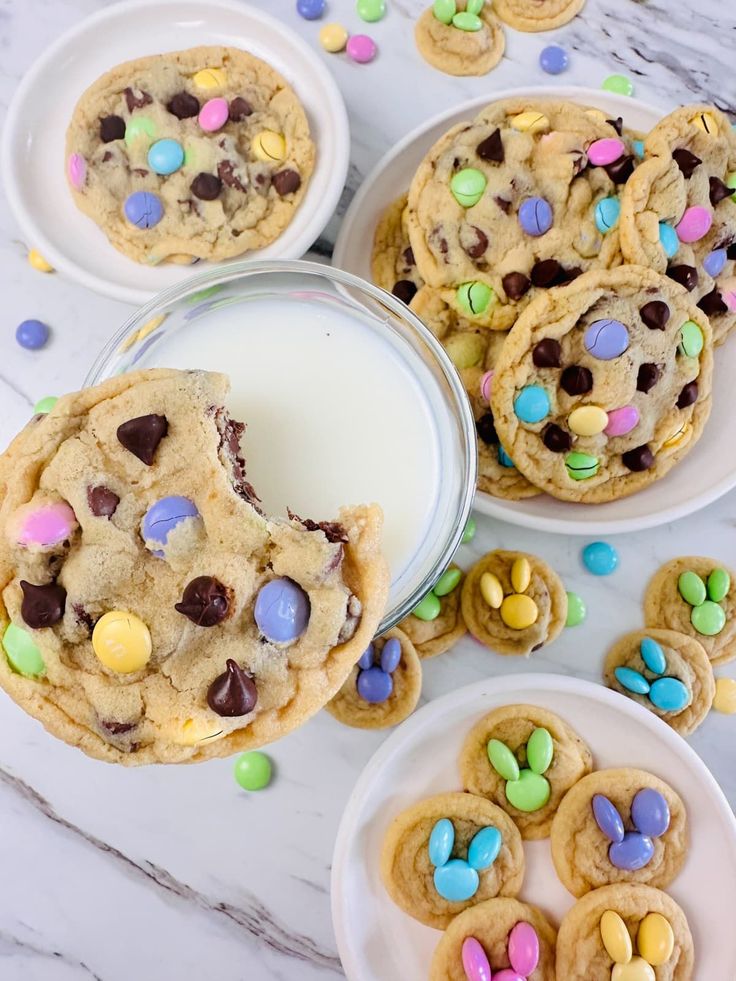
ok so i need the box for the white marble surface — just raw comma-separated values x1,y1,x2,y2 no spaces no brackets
0,1,735,978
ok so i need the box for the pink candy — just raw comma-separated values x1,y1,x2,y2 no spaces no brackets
67,153,86,189
676,206,713,244
723,288,736,312
198,97,229,132
492,973,525,981
587,138,625,166
462,938,492,981
11,501,77,549
604,404,640,437
507,922,539,976
480,371,494,403
346,34,377,63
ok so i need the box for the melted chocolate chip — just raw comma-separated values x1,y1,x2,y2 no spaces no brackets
392,280,417,304
604,154,635,184
287,509,348,543
207,659,258,716
102,151,113,162
560,365,593,396
272,169,302,196
710,176,733,207
698,289,727,317
606,117,624,136
622,445,655,472
462,226,489,259
677,381,699,408
640,300,670,330
728,243,736,261
532,338,561,368
476,413,498,446
402,246,415,266
73,603,95,634
637,362,661,393
228,97,253,121
175,576,230,627
101,720,137,735
217,160,247,192
477,129,504,163
116,414,168,465
20,580,66,628
542,424,572,453
124,87,152,112
212,408,262,511
502,272,531,300
559,266,583,284
167,91,200,118
672,147,701,178
87,485,120,518
100,115,125,143
191,173,223,201
531,259,563,288
493,196,512,214
667,264,698,291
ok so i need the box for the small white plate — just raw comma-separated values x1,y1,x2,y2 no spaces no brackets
331,673,736,981
334,87,736,536
2,0,349,304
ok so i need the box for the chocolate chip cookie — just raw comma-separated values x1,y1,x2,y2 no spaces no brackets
415,1,505,77
493,0,587,31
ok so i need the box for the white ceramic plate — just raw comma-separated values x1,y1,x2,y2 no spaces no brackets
331,673,736,981
333,86,736,536
2,0,349,304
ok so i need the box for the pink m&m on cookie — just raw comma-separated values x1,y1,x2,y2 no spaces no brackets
723,288,736,312
461,937,492,981
588,138,625,166
605,404,640,437
68,153,86,189
480,371,494,403
676,206,712,244
198,97,229,132
346,34,377,63
508,921,540,975
10,500,77,549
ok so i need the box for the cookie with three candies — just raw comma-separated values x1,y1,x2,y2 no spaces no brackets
620,104,736,344
380,791,524,929
66,46,314,264
604,627,715,735
644,556,736,666
461,551,567,655
490,266,713,503
406,99,635,329
371,192,425,305
325,627,421,728
550,768,687,897
458,704,593,839
0,369,388,764
555,883,694,981
493,0,586,32
414,0,505,78
400,564,467,658
429,897,557,981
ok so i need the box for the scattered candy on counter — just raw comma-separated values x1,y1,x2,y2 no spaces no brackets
2,622,45,676
677,566,728,635
356,637,402,702
592,788,670,871
429,817,502,901
602,73,634,97
614,637,690,712
346,34,378,63
488,727,553,812
320,22,349,51
141,495,201,556
234,750,273,791
600,909,674,978
15,318,50,350
582,541,619,576
462,921,539,981
92,610,152,673
565,591,587,627
27,248,53,273
713,677,736,714
357,0,386,22
297,0,325,19
33,396,57,414
539,44,569,74
461,516,477,544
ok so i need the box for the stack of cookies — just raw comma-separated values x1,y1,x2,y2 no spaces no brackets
371,97,736,505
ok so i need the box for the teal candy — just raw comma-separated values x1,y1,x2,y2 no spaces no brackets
429,818,455,867
659,223,679,258
514,385,550,424
498,445,515,468
467,826,502,871
615,666,651,695
526,727,553,775
433,860,479,902
633,139,645,159
595,196,621,234
649,677,690,712
640,637,667,675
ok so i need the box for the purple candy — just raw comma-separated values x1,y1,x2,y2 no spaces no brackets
592,794,625,843
539,44,569,75
296,0,325,18
584,318,629,360
141,496,200,555
461,937,492,981
357,666,393,703
16,319,50,350
703,248,727,278
124,190,163,229
609,831,655,871
358,643,374,671
518,197,553,237
631,787,670,837
254,577,310,643
380,637,402,673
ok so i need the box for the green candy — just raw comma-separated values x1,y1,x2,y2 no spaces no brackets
234,751,272,791
466,0,484,12
727,172,736,201
602,74,634,97
457,281,494,317
450,167,487,208
434,567,462,597
33,396,58,415
2,623,45,677
461,517,477,544
124,116,156,148
527,727,553,775
413,592,441,621
505,770,551,812
707,568,730,603
487,739,520,782
433,0,456,23
565,591,587,627
691,600,726,636
678,570,706,606
357,0,386,22
678,320,704,358
565,451,598,481
452,10,482,29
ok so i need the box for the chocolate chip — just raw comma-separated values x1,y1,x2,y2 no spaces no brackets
87,486,120,518
402,246,415,266
132,168,149,178
392,280,417,304
175,576,230,626
530,259,563,288
124,87,152,112
191,173,222,201
207,659,258,716
637,362,661,393
672,148,701,178
677,381,699,408
606,117,624,136
101,720,137,735
604,154,635,184
72,604,95,634
287,509,348,543
167,91,200,119
640,300,670,330
102,151,113,163
710,176,733,206
728,243,736,261
559,266,583,283
560,365,593,396
20,580,66,629
532,338,561,368
571,150,587,177
228,97,253,121
462,226,489,259
493,196,511,214
477,129,504,163
217,160,247,192
667,265,698,291
272,169,302,196
100,115,125,143
542,424,572,453
116,414,168,465
622,445,654,471
476,413,498,446
698,288,727,317
502,272,531,300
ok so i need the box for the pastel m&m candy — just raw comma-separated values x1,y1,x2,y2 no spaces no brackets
605,404,639,437
297,0,325,18
637,912,674,966
677,320,703,357
631,787,670,837
141,496,200,556
510,556,530,593
676,205,712,243
28,249,53,273
615,666,651,694
659,222,679,258
461,516,476,543
527,727,553,773
514,385,550,424
467,826,501,870
539,44,569,75
588,138,626,166
450,168,487,207
508,921,540,976
602,74,634,96
433,859,479,901
357,665,393,702
584,318,629,360
346,34,377,63
510,111,549,133
429,818,455,865
582,541,619,576
33,396,58,415
380,637,402,672
640,636,666,674
10,500,77,548
609,831,654,871
592,794,625,842
199,97,229,132
518,196,553,236
147,138,184,175
92,610,152,673
234,751,272,790
457,281,494,316
254,578,310,643
707,567,730,601
357,0,386,22
413,592,441,620
569,405,607,437
461,937,492,981
251,130,286,162
505,768,549,811
480,572,503,609
595,196,621,234
16,319,49,350
124,116,155,148
357,644,374,670
434,567,462,596
713,677,736,713
487,738,519,781
67,153,86,189
600,909,633,963
566,591,586,626
2,623,45,676
703,248,727,278
649,676,689,712
500,594,538,630
193,67,227,89
320,23,349,52
453,10,482,30
565,451,598,480
124,191,163,229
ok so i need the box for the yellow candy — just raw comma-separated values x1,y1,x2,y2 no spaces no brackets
445,332,485,370
320,22,349,52
637,912,674,966
691,111,718,135
569,405,608,437
28,249,53,273
612,957,655,981
662,421,692,449
500,593,538,630
178,718,226,746
600,910,633,964
193,67,227,90
480,572,504,609
510,556,531,593
251,130,287,163
713,677,736,714
510,111,549,134
92,611,152,673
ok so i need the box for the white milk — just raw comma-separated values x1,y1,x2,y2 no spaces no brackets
137,294,441,590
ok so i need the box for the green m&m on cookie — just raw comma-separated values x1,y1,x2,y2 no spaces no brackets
677,567,729,636
2,623,45,677
433,0,456,23
450,168,487,207
565,451,599,481
457,282,494,317
452,10,482,30
413,592,441,621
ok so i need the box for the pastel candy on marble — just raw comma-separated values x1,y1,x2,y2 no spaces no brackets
67,152,86,189
9,500,77,549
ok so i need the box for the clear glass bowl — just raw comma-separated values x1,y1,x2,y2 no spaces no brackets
85,260,477,631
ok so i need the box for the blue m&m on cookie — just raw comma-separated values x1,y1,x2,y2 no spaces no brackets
124,190,163,229
254,578,310,643
584,319,629,360
514,385,550,424
147,138,184,175
518,196,553,236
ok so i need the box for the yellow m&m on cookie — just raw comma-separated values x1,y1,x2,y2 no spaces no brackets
510,111,549,134
251,131,287,162
92,611,151,673
510,556,531,593
193,67,227,90
480,572,503,609
690,111,718,135
500,594,538,630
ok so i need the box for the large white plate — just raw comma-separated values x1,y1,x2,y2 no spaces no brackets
333,87,736,536
2,0,349,304
331,674,736,981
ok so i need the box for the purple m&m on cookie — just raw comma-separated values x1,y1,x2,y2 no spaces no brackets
141,496,200,556
631,787,670,837
357,644,374,670
380,637,402,673
703,248,727,278
254,577,310,643
584,319,629,360
592,793,624,842
518,197,553,236
605,405,639,437
357,666,393,702
124,191,163,229
676,205,712,244
67,153,86,189
609,831,655,871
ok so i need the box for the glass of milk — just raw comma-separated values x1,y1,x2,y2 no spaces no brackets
86,260,477,630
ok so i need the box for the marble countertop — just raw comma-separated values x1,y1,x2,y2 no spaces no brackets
0,1,735,978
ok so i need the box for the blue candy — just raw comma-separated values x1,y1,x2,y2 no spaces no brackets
659,222,679,258
433,859,479,902
296,0,325,17
650,676,690,712
357,643,374,671
497,445,515,468
703,248,727,278
141,496,200,556
467,826,502,870
518,197,553,237
254,577,310,643
632,139,645,159
595,196,621,234
584,318,629,360
124,190,163,229
631,787,670,837
582,541,619,576
148,138,184,175
514,385,550,424
592,793,625,843
615,666,651,695
357,666,393,702
609,831,655,871
380,637,402,673
15,319,50,350
640,636,666,674
539,44,569,74
429,818,455,867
